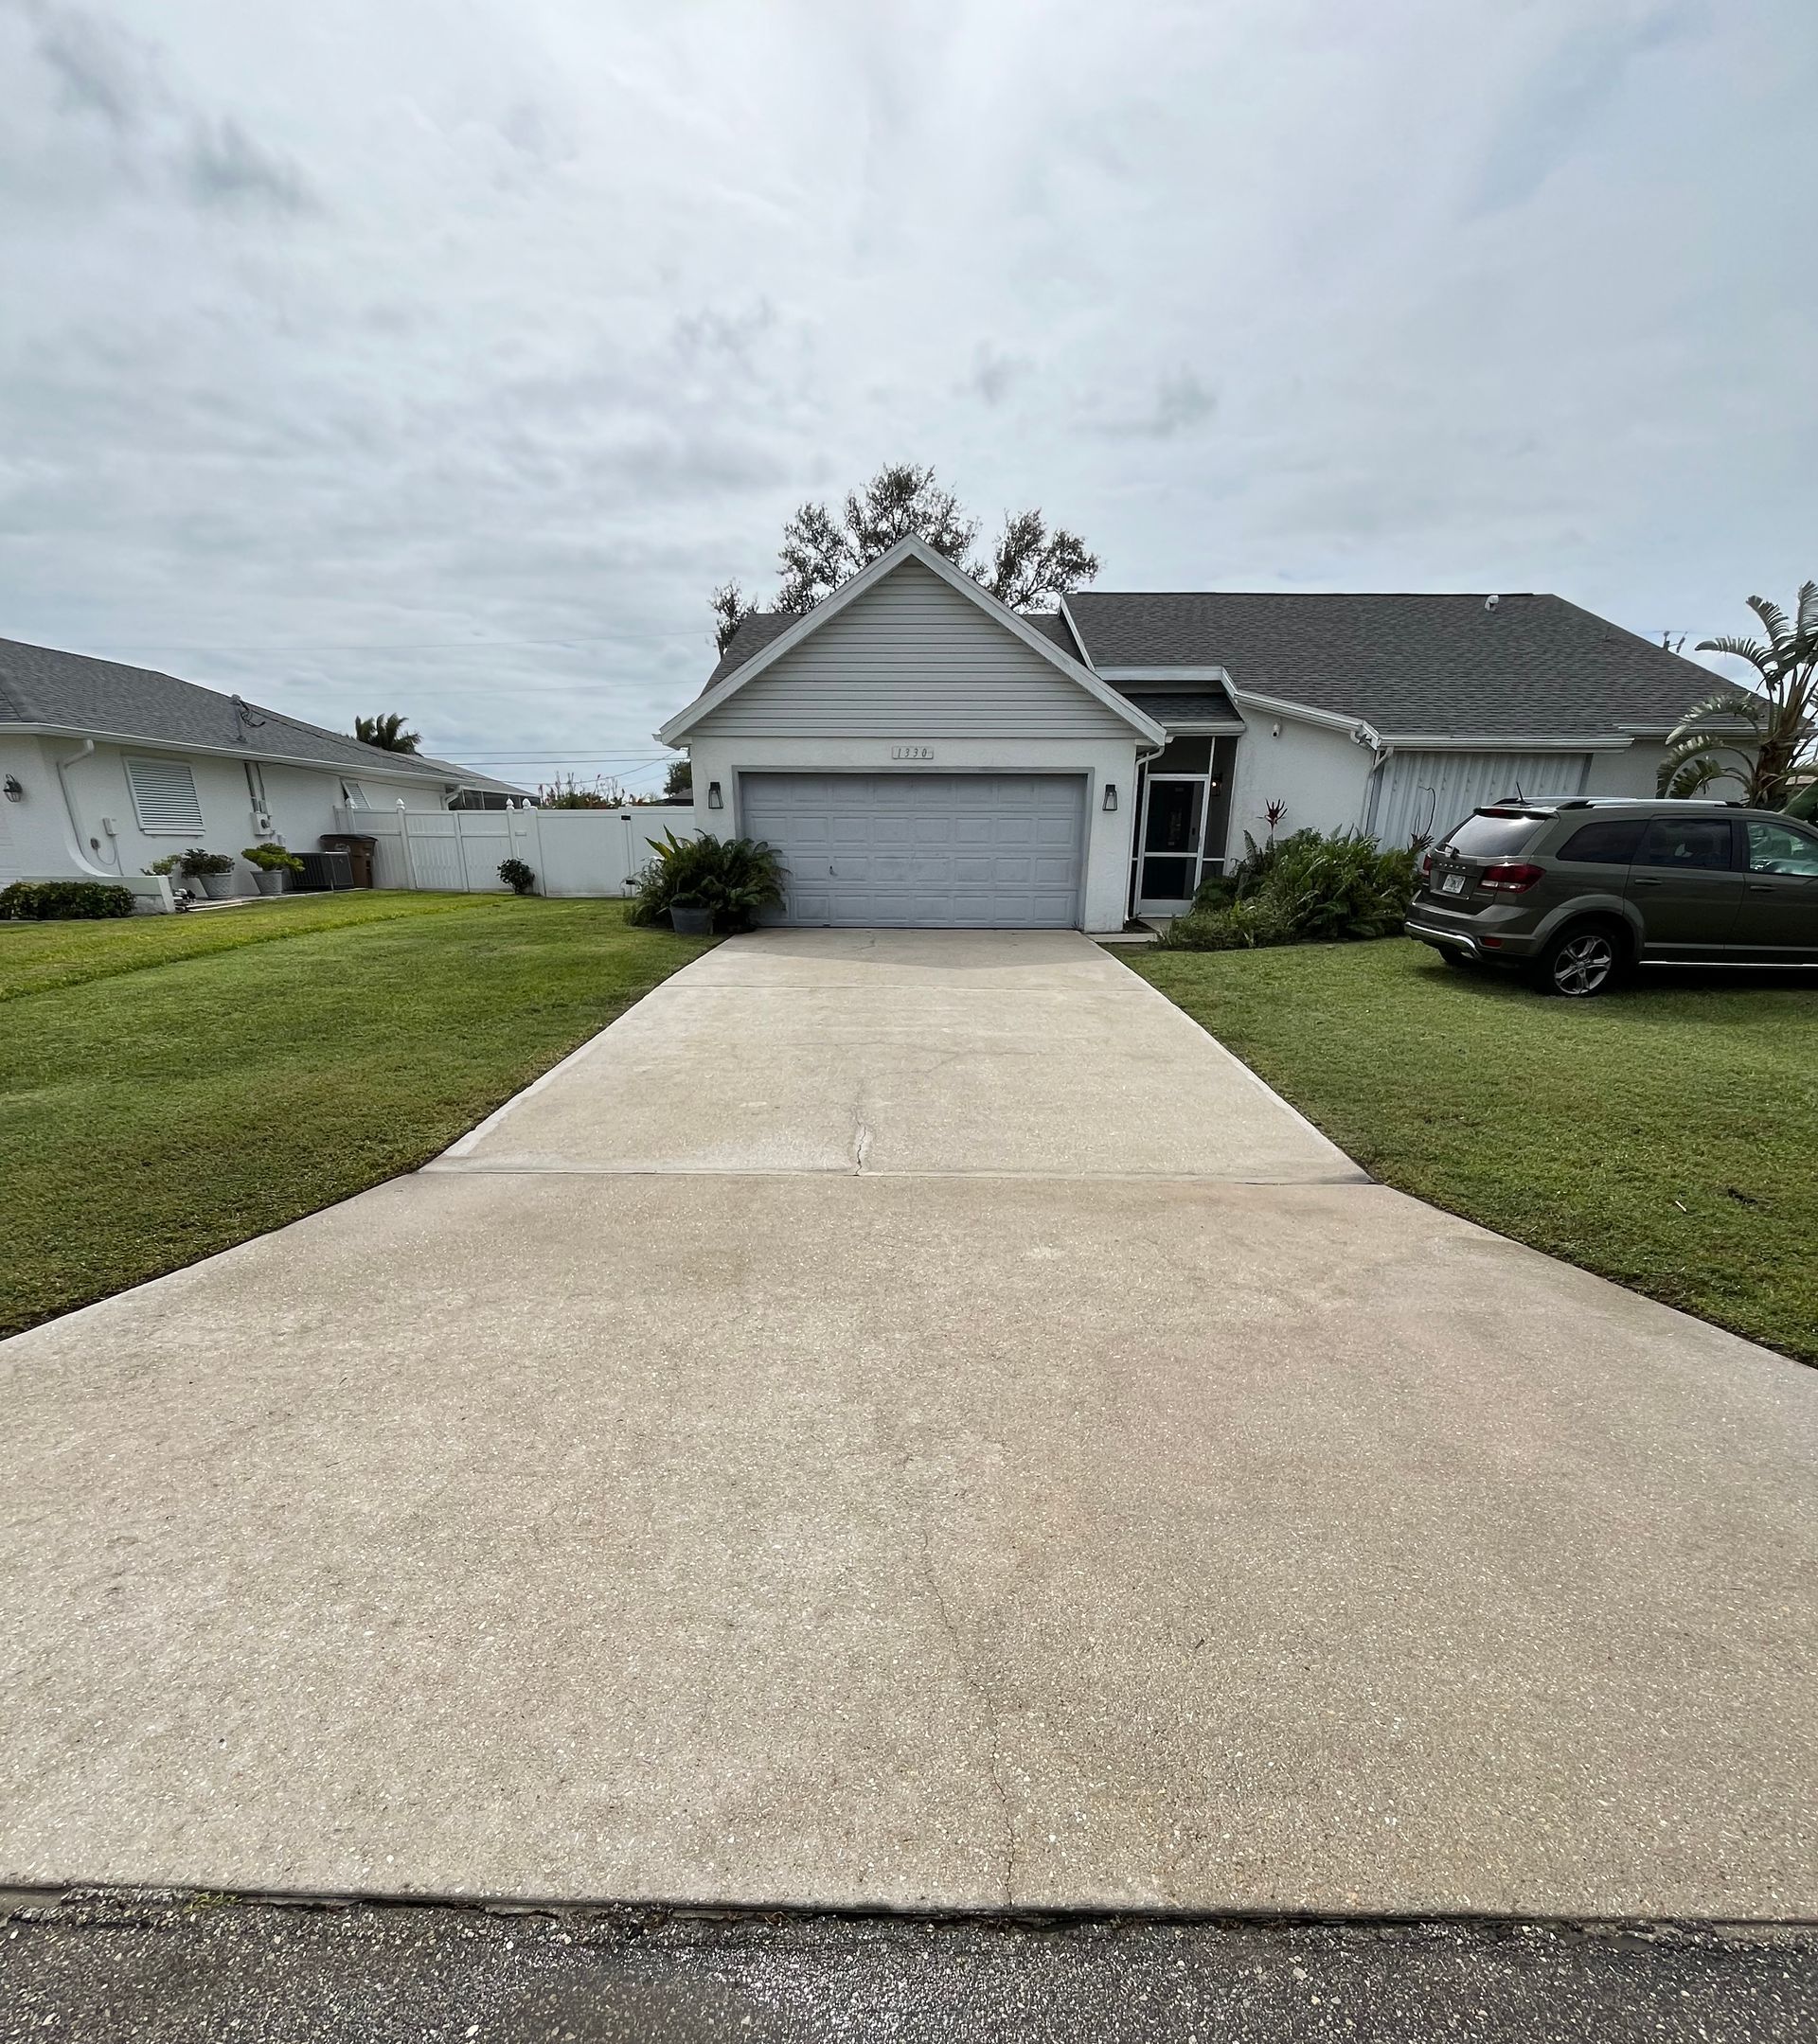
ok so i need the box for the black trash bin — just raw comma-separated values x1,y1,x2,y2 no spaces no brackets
320,832,378,888
292,849,355,892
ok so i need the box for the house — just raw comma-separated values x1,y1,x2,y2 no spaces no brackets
658,535,1724,931
0,635,526,901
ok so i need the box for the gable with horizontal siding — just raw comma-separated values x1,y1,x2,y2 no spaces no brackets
693,560,1134,739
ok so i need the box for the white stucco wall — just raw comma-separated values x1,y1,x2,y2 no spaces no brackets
1219,714,1374,863
1582,739,1749,798
686,734,1143,932
0,733,445,892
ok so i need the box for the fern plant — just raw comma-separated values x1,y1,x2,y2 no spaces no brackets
627,831,785,933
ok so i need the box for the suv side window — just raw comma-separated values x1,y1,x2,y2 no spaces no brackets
1635,817,1736,870
1557,818,1645,862
1744,819,1818,876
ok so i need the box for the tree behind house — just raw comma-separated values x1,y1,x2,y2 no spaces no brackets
711,462,1099,652
354,712,420,754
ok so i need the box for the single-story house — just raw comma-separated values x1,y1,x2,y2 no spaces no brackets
658,535,1727,932
0,635,526,901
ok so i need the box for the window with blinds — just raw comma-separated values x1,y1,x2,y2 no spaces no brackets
124,755,205,834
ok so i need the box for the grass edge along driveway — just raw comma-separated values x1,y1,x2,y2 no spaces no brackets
0,894,712,1338
1123,937,1817,1367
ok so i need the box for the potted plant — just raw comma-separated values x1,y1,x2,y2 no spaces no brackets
178,848,238,900
243,844,303,897
668,889,714,934
627,832,787,934
498,857,538,896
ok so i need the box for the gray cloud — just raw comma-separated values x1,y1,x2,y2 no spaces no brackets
27,0,150,130
1092,367,1218,439
967,343,1029,407
9,0,317,213
183,116,315,212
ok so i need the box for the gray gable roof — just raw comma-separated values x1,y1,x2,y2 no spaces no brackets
1065,592,1717,739
701,587,1718,740
0,636,527,795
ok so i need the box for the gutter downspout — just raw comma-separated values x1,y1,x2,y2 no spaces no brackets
1353,721,1393,837
55,739,115,877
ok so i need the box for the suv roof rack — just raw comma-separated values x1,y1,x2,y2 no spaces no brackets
1480,794,1747,816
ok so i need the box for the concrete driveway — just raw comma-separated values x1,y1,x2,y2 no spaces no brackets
2,930,1813,1917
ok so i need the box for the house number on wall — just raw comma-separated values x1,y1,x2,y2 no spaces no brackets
890,745,935,760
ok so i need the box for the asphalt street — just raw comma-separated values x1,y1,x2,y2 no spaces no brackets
3,1891,1815,2043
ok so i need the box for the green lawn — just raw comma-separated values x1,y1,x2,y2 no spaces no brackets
1124,937,1818,1365
0,894,712,1338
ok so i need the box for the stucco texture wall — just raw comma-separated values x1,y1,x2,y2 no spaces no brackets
0,735,441,891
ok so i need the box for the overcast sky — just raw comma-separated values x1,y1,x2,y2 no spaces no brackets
2,0,1811,793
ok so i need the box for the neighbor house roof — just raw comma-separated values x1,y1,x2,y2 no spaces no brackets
0,636,527,795
1062,592,1717,739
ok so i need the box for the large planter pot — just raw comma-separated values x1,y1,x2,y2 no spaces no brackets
669,903,713,935
196,870,237,900
253,870,286,897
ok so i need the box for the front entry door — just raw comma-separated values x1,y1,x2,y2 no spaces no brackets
1137,775,1207,913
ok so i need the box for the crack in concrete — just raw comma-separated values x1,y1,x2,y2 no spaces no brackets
849,1078,874,1174
916,1520,1018,1908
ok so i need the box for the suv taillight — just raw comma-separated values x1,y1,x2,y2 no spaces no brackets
1480,862,1545,894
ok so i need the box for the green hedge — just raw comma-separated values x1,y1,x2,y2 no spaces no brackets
0,880,137,921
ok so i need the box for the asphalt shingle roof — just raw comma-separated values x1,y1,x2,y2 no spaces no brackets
1121,688,1239,724
1065,592,1717,738
704,613,797,689
699,588,1718,740
0,636,527,795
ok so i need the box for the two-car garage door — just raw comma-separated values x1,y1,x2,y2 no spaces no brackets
741,773,1086,928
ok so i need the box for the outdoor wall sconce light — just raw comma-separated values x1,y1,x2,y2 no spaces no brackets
1102,783,1117,811
2,774,21,802
706,781,723,809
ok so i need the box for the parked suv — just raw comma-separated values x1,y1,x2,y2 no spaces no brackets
1404,797,1818,995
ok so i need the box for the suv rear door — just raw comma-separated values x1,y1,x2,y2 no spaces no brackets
1735,816,1818,958
1626,815,1743,955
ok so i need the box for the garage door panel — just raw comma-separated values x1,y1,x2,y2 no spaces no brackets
744,773,1085,928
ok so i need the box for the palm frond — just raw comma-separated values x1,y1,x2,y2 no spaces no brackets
1747,594,1793,653
1796,580,1818,645
1694,633,1773,671
1665,690,1763,745
1656,751,1739,798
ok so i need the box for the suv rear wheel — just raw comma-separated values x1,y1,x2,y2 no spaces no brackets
1536,921,1624,998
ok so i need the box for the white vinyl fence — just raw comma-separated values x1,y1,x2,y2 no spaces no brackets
332,804,699,897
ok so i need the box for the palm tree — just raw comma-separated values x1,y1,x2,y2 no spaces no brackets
1659,582,1817,807
354,712,420,754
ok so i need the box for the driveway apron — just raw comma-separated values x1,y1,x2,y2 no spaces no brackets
2,930,1813,1917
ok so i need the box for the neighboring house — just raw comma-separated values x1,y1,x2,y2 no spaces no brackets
658,535,1727,932
0,636,526,898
